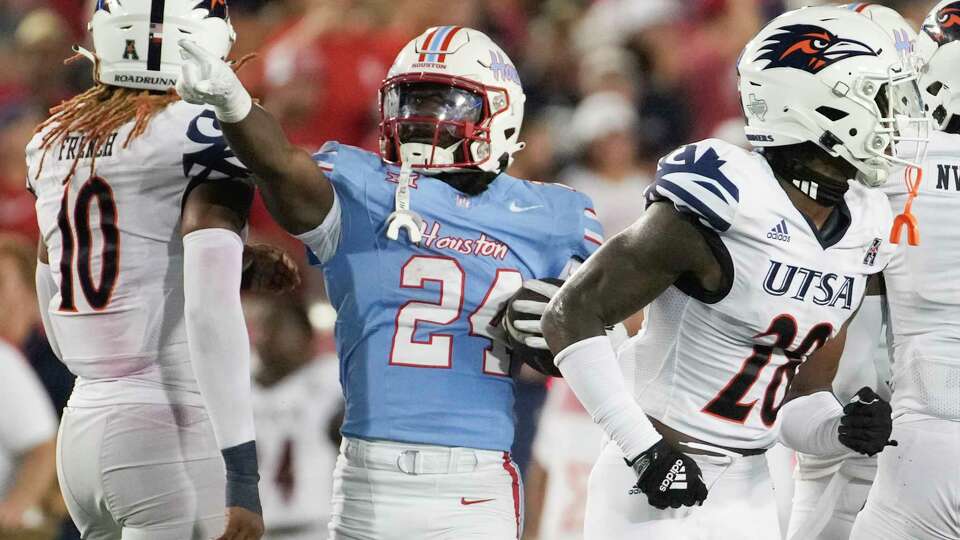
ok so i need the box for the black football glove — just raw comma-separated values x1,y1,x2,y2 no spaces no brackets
838,386,898,457
626,439,708,510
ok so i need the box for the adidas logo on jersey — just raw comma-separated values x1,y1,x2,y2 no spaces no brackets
660,459,687,492
767,219,791,242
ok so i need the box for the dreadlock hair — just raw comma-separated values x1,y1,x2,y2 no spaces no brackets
34,52,254,184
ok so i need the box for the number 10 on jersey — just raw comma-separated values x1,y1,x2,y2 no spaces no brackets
389,255,522,376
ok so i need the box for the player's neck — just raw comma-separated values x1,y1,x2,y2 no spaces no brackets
779,178,835,230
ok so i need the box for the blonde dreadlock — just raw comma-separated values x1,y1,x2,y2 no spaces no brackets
34,52,255,184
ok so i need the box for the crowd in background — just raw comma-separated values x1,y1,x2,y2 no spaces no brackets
0,1,937,539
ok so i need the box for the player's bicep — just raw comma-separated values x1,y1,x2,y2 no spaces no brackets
543,202,720,352
181,179,254,236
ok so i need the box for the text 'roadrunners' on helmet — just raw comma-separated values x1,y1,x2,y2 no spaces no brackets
378,26,526,174
917,0,960,132
738,6,929,190
84,0,235,92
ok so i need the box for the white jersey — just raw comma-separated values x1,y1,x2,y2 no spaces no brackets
26,101,249,407
253,357,342,530
627,139,894,449
0,340,57,497
881,130,960,420
532,379,603,540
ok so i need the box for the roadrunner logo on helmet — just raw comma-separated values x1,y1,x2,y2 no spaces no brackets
378,26,526,174
917,1,960,131
83,0,235,92
738,6,929,188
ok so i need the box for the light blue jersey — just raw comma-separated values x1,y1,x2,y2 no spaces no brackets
303,142,603,451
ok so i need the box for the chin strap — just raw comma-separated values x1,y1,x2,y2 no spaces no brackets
890,165,922,246
386,162,425,244
791,177,849,206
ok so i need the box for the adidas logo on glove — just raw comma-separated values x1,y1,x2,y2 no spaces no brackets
659,459,688,492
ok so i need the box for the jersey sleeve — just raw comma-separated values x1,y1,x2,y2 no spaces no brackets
551,190,604,279
646,141,741,232
0,349,57,454
300,141,348,266
181,109,251,184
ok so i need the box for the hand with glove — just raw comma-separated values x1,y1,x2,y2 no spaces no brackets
494,278,563,376
839,386,897,456
627,439,709,510
177,40,252,124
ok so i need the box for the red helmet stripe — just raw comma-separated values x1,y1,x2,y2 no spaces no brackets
418,27,441,62
436,26,463,62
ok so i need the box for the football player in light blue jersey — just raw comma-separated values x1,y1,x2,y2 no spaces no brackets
176,26,602,539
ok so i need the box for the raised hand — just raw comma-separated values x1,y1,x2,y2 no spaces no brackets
177,40,252,123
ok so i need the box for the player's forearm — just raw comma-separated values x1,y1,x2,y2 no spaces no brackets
221,106,333,235
3,439,55,509
183,229,255,449
182,229,262,513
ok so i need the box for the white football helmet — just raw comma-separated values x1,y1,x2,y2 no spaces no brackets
844,3,921,68
87,0,235,92
917,0,960,131
378,26,526,173
738,6,929,187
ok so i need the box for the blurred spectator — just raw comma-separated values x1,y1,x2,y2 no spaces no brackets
0,235,58,535
249,295,342,540
12,9,88,112
0,106,42,242
561,92,652,236
523,379,604,540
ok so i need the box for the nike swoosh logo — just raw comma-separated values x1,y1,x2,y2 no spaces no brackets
509,201,544,213
460,497,495,506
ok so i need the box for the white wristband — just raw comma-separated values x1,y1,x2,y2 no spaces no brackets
555,335,662,459
776,390,846,456
215,89,253,124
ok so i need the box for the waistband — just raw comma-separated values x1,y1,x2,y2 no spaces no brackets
340,437,510,475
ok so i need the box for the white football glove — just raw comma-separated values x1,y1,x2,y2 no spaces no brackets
177,39,252,124
503,279,561,351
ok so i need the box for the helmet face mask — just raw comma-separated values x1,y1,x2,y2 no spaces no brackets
738,6,930,188
378,27,525,174
89,0,235,92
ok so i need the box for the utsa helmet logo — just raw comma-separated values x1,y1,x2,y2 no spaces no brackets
756,24,878,74
196,0,228,19
925,2,960,44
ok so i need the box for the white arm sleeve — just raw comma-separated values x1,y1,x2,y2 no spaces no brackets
555,336,662,460
295,189,342,265
776,390,846,456
34,261,61,360
183,228,255,449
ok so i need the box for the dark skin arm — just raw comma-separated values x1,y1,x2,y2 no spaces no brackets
542,202,724,354
782,273,883,403
219,105,335,235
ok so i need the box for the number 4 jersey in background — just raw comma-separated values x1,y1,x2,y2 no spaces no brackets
26,102,249,408
301,142,602,452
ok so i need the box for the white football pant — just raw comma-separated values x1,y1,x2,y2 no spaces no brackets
787,456,876,540
851,414,960,540
56,404,225,540
584,439,780,540
328,437,523,540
